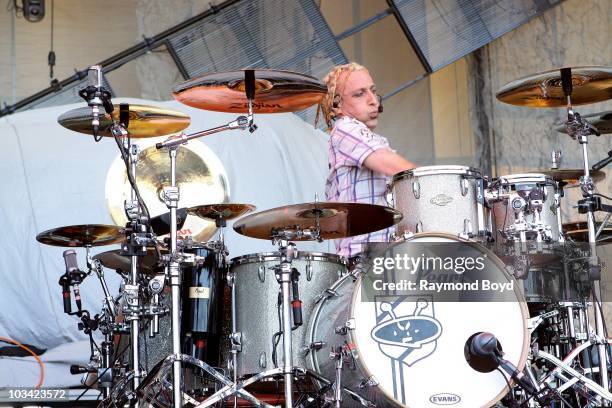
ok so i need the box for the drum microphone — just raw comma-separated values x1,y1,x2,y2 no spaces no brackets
79,65,113,139
290,268,303,327
60,250,85,313
466,332,538,396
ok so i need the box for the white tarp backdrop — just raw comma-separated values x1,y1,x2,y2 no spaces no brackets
0,98,333,387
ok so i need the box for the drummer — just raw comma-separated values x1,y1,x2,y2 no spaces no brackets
318,63,417,257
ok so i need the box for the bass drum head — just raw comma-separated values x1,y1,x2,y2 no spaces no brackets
312,233,529,408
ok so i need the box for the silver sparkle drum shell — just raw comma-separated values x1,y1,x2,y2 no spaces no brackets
391,165,488,240
229,251,346,377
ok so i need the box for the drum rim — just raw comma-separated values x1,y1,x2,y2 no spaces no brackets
230,251,346,266
496,173,556,185
310,232,530,408
392,165,482,183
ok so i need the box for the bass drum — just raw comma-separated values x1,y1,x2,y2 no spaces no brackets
307,233,530,408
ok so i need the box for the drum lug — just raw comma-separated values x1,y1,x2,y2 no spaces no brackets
335,318,355,335
315,288,339,304
257,265,266,282
412,180,420,199
459,219,472,239
358,375,379,388
309,341,326,351
306,260,313,281
415,221,422,233
230,332,242,352
258,352,267,369
460,177,469,196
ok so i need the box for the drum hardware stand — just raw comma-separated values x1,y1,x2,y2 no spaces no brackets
157,90,256,408
560,67,611,395
327,344,355,408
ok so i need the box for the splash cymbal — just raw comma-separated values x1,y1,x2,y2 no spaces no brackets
233,202,402,241
36,224,125,247
105,140,229,241
173,69,326,113
541,169,605,185
496,66,612,107
555,111,612,134
93,248,165,275
58,104,190,138
188,203,256,221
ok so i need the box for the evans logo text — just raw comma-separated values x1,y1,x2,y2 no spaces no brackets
429,393,461,405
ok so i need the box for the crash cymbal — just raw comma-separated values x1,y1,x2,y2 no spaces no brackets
496,66,612,107
58,104,190,138
233,202,402,241
555,111,612,134
563,221,612,244
188,203,256,221
93,248,165,275
106,139,229,241
173,69,326,113
36,224,125,247
542,169,605,184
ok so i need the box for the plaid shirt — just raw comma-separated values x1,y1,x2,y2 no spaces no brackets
326,116,393,257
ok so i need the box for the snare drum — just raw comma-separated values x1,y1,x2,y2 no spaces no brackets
391,166,489,240
229,251,346,378
308,233,529,408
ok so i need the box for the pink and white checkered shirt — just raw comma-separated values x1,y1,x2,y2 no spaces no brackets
325,116,393,257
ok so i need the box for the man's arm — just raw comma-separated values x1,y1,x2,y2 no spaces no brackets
363,148,416,176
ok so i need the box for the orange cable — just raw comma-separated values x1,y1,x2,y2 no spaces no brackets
0,336,45,388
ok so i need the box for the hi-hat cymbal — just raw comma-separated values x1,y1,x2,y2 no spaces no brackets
93,248,164,275
542,169,605,185
233,202,403,241
188,203,256,221
173,69,327,113
105,140,229,241
563,221,612,244
555,111,612,134
496,66,612,107
36,224,125,247
58,104,190,138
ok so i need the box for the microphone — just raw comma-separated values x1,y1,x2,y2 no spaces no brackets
79,65,113,139
592,150,612,171
290,268,303,327
377,94,383,113
466,332,538,395
63,249,79,274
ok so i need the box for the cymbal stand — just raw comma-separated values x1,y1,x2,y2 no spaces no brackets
158,115,253,408
109,108,159,393
560,67,610,394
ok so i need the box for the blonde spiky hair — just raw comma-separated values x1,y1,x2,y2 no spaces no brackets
315,62,368,130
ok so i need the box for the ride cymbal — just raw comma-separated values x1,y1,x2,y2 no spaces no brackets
555,111,612,135
173,69,326,113
496,66,612,107
36,224,125,247
188,203,256,221
58,104,190,138
233,202,402,241
541,169,605,185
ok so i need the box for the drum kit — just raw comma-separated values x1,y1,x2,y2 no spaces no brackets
33,64,611,407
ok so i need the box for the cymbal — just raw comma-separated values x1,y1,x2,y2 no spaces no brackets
563,221,612,244
188,203,256,221
36,224,125,247
496,66,612,107
233,202,403,241
58,104,190,138
149,208,188,236
106,140,229,241
542,169,605,184
555,111,612,134
173,69,327,113
93,248,164,275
